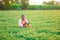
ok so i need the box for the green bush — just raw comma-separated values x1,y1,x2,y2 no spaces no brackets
8,4,60,10
27,5,60,10
10,4,22,10
27,5,39,10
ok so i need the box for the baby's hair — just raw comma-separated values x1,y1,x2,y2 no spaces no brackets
21,14,25,17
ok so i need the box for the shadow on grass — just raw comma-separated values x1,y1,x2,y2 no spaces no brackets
14,35,25,38
36,30,60,35
0,35,7,40
26,37,36,40
56,32,60,35
0,19,6,22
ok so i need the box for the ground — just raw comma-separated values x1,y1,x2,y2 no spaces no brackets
0,10,60,40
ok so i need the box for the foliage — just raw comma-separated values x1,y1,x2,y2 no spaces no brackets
0,0,60,10
0,0,29,10
21,0,29,10
0,1,4,10
27,5,60,10
2,0,10,10
9,5,60,10
43,0,60,5
10,4,22,10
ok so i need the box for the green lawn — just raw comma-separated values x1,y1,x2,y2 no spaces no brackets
0,10,60,40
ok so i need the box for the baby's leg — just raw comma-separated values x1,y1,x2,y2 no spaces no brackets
23,23,29,28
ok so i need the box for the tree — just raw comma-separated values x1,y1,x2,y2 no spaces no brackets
43,1,47,5
10,0,14,4
56,1,60,5
21,0,29,10
43,0,56,5
2,0,10,10
0,1,4,10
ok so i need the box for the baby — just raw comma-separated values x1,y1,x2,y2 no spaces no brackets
18,14,29,28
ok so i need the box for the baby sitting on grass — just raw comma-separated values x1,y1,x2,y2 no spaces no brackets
18,14,31,28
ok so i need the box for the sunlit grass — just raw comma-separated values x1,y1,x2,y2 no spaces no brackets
0,10,60,40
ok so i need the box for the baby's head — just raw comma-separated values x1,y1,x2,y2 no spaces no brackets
21,14,25,20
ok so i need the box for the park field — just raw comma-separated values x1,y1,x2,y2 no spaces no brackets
0,10,60,40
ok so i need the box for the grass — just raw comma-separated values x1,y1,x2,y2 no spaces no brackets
0,10,60,40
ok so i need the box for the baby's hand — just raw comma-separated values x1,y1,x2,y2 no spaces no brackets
22,21,26,24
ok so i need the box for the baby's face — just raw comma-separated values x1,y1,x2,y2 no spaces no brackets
21,16,25,20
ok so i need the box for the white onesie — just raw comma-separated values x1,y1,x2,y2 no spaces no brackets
18,18,28,27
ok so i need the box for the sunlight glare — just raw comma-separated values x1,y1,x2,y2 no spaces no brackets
29,0,60,5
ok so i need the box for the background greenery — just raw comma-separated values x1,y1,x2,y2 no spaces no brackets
27,5,60,10
0,0,60,10
0,10,60,40
10,5,60,10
